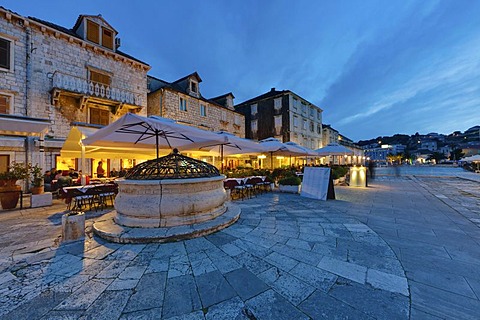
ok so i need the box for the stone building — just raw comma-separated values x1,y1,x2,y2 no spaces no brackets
0,7,150,176
322,124,339,146
235,88,323,150
147,72,245,137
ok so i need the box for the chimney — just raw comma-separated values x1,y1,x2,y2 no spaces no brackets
270,87,275,92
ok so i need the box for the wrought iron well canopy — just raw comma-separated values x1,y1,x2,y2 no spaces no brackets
125,149,220,180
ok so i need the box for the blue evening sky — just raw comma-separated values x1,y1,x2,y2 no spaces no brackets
3,0,480,141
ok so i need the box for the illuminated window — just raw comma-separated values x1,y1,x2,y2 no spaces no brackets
179,98,187,111
0,37,12,71
86,20,100,44
89,108,109,125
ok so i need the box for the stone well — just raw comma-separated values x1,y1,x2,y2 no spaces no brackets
93,150,240,243
114,176,227,228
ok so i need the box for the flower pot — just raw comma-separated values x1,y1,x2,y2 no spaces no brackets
278,184,301,194
31,186,44,195
0,185,21,209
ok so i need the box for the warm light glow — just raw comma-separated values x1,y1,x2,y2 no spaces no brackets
202,158,207,162
276,156,284,159
258,154,267,159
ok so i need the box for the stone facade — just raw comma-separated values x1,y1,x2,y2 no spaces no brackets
0,8,150,173
148,74,245,138
235,88,323,150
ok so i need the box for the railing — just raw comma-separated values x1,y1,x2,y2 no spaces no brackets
52,71,143,106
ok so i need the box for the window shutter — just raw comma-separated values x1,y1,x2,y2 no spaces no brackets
89,70,111,86
87,20,100,44
0,38,10,69
90,108,109,126
0,95,9,114
102,28,114,49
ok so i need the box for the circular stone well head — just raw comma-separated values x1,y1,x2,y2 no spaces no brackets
114,149,228,228
125,148,220,180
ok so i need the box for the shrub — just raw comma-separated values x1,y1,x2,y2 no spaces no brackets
331,166,349,179
278,176,301,186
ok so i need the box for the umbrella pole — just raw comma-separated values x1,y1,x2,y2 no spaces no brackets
270,152,273,169
155,131,159,159
221,145,224,173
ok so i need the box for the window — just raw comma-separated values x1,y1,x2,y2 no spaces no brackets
251,104,257,115
200,104,206,117
317,124,322,134
0,94,11,114
274,98,282,110
292,98,298,110
251,120,258,132
310,121,314,132
179,98,187,111
303,119,307,130
89,70,111,86
102,27,114,49
293,116,298,127
0,38,12,71
86,20,100,44
317,109,321,120
191,81,198,93
0,155,9,174
301,102,307,114
234,114,241,125
274,115,282,132
221,110,227,122
310,108,314,117
89,108,109,126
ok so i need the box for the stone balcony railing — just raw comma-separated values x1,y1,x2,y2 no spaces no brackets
52,71,143,106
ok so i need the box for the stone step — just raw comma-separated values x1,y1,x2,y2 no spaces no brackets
92,203,241,244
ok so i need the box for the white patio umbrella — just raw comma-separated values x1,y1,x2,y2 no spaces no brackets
259,137,311,168
461,155,480,162
199,131,265,172
315,143,354,165
315,143,354,156
284,141,318,166
82,113,227,159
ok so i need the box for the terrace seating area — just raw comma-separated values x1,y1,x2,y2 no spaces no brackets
59,183,118,212
224,176,273,200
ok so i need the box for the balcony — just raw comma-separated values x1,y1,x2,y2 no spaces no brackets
51,71,143,111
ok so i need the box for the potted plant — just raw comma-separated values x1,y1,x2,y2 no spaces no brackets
30,164,44,195
278,175,302,194
0,162,29,209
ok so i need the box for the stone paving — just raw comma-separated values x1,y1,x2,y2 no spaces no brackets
0,173,479,319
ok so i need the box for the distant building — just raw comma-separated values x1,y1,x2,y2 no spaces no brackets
147,73,244,137
462,126,480,142
235,88,323,150
420,139,438,152
322,124,339,146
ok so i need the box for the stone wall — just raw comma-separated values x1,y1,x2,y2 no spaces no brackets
0,9,149,167
149,88,245,138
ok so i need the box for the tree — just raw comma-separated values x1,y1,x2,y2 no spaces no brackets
427,152,446,163
450,149,465,161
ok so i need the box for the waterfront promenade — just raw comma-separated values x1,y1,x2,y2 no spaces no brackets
0,170,479,319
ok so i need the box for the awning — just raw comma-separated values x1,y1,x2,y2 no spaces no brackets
0,114,50,136
60,126,158,159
